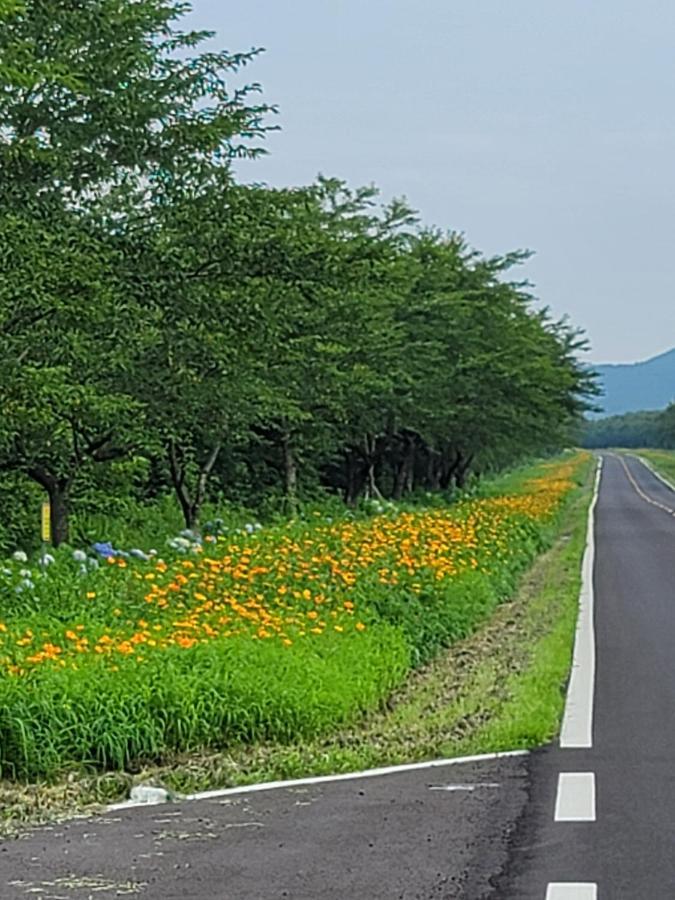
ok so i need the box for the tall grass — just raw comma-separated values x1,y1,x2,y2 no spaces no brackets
0,453,590,781
0,629,408,780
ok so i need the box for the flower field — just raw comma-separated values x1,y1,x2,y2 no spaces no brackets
0,453,589,781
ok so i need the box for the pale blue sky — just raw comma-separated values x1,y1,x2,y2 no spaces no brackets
187,0,675,363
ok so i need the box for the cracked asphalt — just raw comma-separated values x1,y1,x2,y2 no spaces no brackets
0,757,527,899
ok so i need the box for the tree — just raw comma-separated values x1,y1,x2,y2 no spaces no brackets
0,0,274,544
0,0,273,205
0,212,147,544
118,183,280,528
582,407,675,449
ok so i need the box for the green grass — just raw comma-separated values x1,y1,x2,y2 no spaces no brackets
630,448,675,486
0,454,595,832
125,456,596,790
0,628,409,781
1,458,581,778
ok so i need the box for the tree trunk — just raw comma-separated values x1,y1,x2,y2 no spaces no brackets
426,448,442,490
176,488,198,531
454,452,474,490
363,433,385,501
49,483,71,547
194,443,221,525
404,447,415,494
281,431,299,515
27,467,72,547
393,434,415,500
167,440,221,530
344,450,362,506
439,448,461,490
168,442,196,529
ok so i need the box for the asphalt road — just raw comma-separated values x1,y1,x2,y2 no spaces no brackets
1,453,674,899
0,757,528,900
496,453,675,898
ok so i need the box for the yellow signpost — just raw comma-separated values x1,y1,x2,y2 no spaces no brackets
41,501,51,544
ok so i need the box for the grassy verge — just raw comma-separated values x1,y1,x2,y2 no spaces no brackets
629,449,675,486
0,454,585,781
0,454,594,835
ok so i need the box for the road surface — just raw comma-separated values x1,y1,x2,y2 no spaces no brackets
1,453,674,899
494,453,675,899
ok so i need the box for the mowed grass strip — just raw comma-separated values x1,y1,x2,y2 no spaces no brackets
0,454,594,832
630,448,675,486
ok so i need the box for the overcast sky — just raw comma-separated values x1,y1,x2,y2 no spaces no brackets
187,0,675,364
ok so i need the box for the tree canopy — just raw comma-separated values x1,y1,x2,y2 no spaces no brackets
0,0,597,549
582,406,675,449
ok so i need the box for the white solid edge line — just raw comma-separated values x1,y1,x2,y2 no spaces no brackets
559,457,602,749
633,454,675,494
554,772,596,822
106,749,529,811
546,884,597,899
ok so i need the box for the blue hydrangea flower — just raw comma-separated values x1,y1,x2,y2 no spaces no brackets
92,542,116,558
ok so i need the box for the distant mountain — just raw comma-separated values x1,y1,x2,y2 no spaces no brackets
592,347,675,418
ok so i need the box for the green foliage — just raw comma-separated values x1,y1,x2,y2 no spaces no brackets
0,630,408,780
0,454,585,780
582,406,675,449
0,0,275,545
0,472,43,554
363,516,548,667
0,0,595,552
0,0,600,800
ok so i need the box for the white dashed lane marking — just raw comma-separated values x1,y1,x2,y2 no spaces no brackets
554,773,596,822
546,884,597,899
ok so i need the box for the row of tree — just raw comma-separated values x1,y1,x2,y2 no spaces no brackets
0,0,596,547
582,406,675,449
